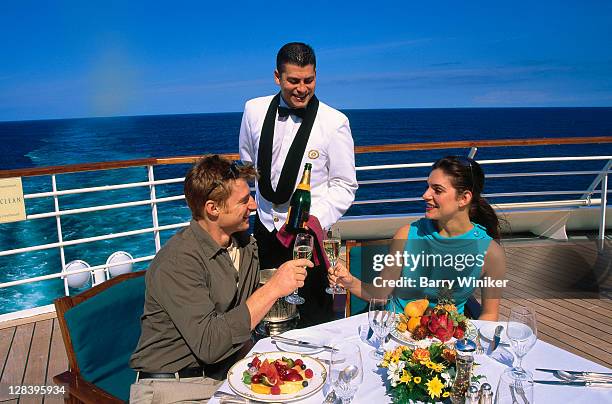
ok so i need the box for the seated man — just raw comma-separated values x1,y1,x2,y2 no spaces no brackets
130,155,311,403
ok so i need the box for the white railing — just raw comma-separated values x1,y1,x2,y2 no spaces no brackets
0,144,610,320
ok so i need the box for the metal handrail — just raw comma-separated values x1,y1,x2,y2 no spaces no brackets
0,139,610,320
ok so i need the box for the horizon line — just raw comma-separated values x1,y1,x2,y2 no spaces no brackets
2,105,612,124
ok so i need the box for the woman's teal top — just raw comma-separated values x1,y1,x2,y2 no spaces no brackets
392,218,492,314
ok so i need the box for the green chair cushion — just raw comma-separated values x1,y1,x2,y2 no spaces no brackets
64,276,145,402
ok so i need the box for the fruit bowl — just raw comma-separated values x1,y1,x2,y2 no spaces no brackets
391,317,478,348
227,352,326,402
391,298,477,347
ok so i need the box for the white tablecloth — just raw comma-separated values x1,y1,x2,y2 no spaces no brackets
210,314,611,403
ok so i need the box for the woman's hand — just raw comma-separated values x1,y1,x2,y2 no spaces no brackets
328,262,355,290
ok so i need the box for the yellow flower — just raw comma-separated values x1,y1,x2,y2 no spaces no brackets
426,376,444,399
429,362,445,372
414,376,422,384
381,360,389,368
400,369,412,384
443,391,450,398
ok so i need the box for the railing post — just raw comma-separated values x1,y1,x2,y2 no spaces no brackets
468,147,478,159
598,170,608,252
52,175,69,296
148,165,161,252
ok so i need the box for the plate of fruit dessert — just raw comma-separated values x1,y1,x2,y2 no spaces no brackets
227,352,326,402
390,298,477,347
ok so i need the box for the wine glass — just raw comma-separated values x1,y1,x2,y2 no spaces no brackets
325,226,345,295
285,233,313,305
506,305,537,375
330,341,363,404
368,297,396,359
495,368,534,404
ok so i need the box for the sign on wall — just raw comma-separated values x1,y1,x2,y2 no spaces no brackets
0,178,26,223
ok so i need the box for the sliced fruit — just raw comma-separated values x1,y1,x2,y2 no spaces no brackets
251,356,261,368
270,385,281,395
280,381,305,394
284,370,303,382
251,383,271,394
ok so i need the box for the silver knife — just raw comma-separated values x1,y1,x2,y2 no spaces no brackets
490,325,503,352
535,368,612,377
534,380,612,387
271,335,337,351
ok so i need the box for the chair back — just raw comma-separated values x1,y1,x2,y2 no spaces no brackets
345,239,392,316
55,270,146,402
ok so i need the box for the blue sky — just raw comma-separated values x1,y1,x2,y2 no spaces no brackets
1,1,611,121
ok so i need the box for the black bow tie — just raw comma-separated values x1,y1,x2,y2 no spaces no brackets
278,106,306,119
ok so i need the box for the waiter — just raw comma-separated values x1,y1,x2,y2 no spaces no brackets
239,42,358,327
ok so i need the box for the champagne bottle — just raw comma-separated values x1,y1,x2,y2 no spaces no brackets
286,163,312,233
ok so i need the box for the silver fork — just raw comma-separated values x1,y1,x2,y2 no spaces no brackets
322,390,337,404
514,381,530,404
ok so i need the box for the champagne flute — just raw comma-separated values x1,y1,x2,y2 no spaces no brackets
325,226,345,295
368,297,396,359
285,233,313,305
330,341,363,404
506,305,537,376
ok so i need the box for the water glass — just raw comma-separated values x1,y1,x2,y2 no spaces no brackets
325,226,345,295
507,306,537,374
495,368,534,404
330,341,363,404
368,297,396,359
285,233,313,305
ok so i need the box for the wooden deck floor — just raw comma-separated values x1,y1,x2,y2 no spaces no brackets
0,313,67,403
0,236,609,402
488,236,611,368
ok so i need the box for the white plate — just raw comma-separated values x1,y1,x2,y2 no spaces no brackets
478,321,510,345
390,319,478,347
273,329,328,354
227,352,326,403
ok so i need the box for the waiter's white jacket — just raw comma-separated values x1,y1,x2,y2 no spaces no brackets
239,95,358,232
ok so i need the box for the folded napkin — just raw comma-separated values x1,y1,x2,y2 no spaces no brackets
276,215,330,268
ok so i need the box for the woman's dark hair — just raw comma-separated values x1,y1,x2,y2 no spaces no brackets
432,156,501,240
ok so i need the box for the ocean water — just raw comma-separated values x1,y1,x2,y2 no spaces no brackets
1,107,611,314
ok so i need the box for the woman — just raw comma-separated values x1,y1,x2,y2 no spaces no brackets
330,156,505,321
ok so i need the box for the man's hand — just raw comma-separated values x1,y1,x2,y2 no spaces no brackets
268,259,312,298
328,262,355,290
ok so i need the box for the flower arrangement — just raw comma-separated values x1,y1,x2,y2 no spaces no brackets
379,343,457,403
398,297,467,343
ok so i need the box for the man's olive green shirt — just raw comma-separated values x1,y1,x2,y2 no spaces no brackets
130,220,260,373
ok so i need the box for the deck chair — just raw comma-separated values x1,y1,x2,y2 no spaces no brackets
344,240,482,318
53,270,146,403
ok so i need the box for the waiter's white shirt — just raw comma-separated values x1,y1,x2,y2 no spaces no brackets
239,95,358,232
